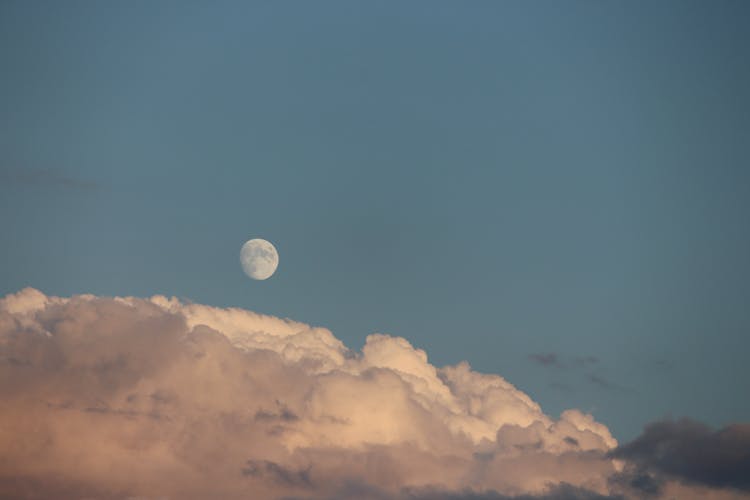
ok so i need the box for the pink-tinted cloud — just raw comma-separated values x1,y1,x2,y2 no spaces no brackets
0,289,745,499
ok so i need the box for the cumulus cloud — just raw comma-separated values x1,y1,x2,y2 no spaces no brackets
0,289,745,499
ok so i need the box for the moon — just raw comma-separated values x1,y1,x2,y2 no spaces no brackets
240,239,279,280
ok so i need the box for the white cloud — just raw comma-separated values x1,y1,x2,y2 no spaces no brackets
0,287,690,499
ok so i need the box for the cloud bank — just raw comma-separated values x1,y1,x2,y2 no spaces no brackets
609,418,750,496
0,289,746,499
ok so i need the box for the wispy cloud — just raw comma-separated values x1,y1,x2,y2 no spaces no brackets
529,353,599,370
586,374,634,394
573,355,599,367
528,352,561,367
529,353,631,396
0,167,99,190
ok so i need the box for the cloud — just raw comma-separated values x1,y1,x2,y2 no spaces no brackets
0,289,746,500
528,354,599,370
285,481,627,500
526,354,630,395
528,353,560,367
573,356,599,367
610,419,750,492
585,374,632,394
0,167,99,190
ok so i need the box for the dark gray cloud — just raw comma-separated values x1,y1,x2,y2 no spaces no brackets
563,437,580,447
284,482,626,500
242,460,312,488
611,418,750,492
608,469,663,499
402,483,626,500
529,353,561,367
254,401,300,423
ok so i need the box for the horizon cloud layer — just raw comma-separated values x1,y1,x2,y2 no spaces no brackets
0,288,746,499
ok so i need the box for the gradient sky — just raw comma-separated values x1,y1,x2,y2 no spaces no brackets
1,0,749,441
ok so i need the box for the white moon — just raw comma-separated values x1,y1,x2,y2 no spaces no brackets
240,239,279,280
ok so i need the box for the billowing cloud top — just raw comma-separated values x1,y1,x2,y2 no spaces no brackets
0,289,746,499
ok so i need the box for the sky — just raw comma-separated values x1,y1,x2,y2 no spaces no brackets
1,0,749,451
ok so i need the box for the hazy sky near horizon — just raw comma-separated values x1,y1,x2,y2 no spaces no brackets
1,0,749,441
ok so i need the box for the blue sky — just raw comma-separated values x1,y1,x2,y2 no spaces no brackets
1,0,749,440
